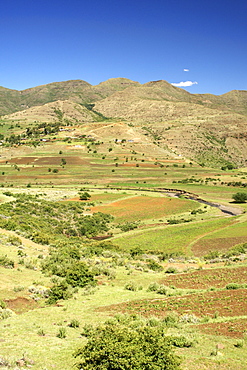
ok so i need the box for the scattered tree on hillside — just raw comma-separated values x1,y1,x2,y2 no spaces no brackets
79,191,91,200
232,192,247,203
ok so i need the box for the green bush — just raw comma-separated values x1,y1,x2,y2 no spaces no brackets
79,192,91,201
65,262,96,288
124,282,138,291
0,300,6,309
167,335,193,348
232,192,247,203
7,235,22,246
147,260,163,272
74,322,181,370
0,255,14,268
47,280,72,304
204,250,220,260
223,243,247,257
69,319,80,328
147,282,160,292
225,283,243,290
165,267,178,274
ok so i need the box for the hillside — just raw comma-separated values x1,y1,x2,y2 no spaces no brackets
0,78,247,168
3,100,103,124
0,76,247,369
0,78,140,116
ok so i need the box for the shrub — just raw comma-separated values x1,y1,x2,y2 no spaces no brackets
0,300,6,309
163,313,179,328
124,282,137,291
165,266,178,274
232,192,247,203
74,323,181,370
157,285,168,295
147,282,160,292
223,243,247,257
179,314,199,324
225,283,242,290
168,335,193,348
7,235,22,246
0,307,13,320
0,255,14,268
47,280,73,304
65,262,96,288
204,250,220,260
69,319,80,328
79,192,91,201
37,329,45,336
147,260,163,272
118,221,139,232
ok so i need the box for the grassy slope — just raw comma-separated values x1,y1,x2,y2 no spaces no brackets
0,130,246,369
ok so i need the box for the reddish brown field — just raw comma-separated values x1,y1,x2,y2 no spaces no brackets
161,266,247,289
90,195,197,222
195,318,247,338
192,237,247,256
98,289,247,318
2,156,89,166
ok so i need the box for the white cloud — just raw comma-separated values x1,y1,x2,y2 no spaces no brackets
183,69,189,72
171,81,198,87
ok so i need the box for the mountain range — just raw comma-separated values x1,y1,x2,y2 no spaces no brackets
1,78,247,168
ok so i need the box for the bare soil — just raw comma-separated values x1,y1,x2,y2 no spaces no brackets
4,297,39,314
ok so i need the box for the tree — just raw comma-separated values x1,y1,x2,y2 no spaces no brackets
232,192,247,203
65,261,96,288
74,323,181,370
79,191,90,201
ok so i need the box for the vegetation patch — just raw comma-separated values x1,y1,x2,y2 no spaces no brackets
195,318,247,338
160,266,247,289
97,289,247,318
90,195,198,223
4,297,39,314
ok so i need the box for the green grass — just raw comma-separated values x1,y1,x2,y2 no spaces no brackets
113,218,235,255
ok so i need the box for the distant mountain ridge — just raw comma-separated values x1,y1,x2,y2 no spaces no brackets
0,78,140,116
0,78,247,116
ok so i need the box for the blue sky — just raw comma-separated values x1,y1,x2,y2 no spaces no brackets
1,0,246,95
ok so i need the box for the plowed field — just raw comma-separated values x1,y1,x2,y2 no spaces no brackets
161,266,247,289
195,318,247,338
98,289,247,318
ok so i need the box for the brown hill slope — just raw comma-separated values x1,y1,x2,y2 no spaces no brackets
93,84,247,167
1,78,247,167
3,100,100,124
0,78,140,116
0,86,21,116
